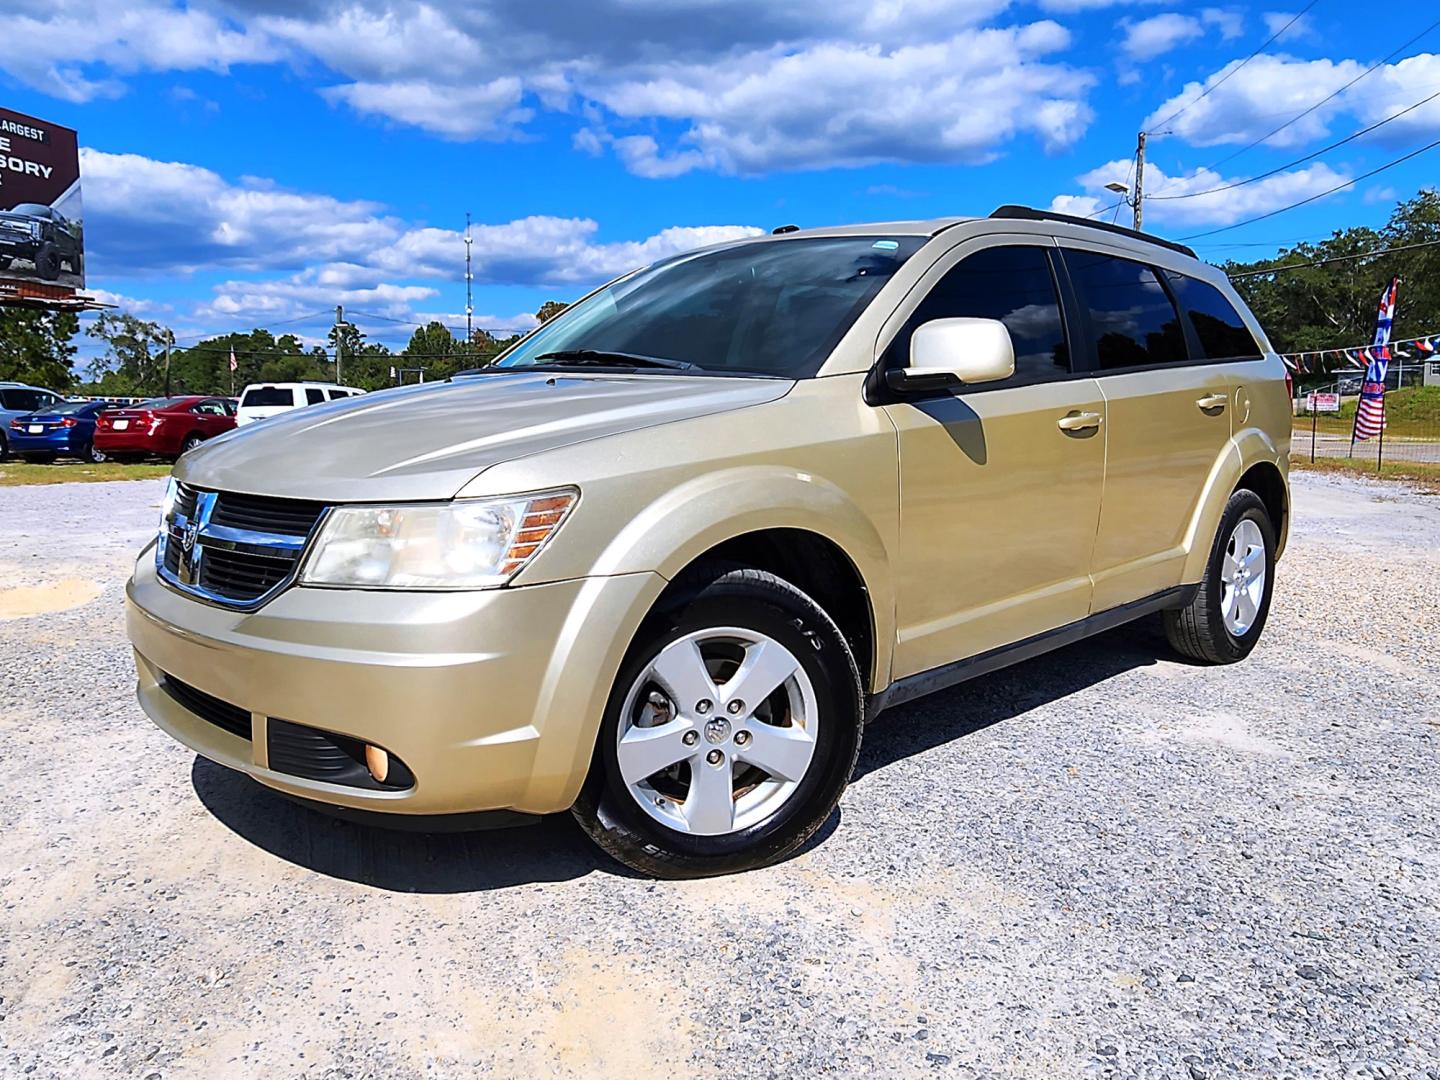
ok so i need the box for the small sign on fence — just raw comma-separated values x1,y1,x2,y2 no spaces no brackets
1308,392,1341,413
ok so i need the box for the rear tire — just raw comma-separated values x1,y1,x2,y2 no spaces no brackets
84,443,106,463
572,563,864,878
1164,489,1276,664
179,434,204,455
36,243,61,281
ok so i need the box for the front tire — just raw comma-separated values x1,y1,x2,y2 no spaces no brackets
84,443,106,463
572,563,864,878
1164,489,1276,664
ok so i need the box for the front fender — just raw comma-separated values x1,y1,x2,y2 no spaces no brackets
588,464,896,689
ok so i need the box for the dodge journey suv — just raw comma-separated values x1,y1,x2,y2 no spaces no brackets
126,206,1290,878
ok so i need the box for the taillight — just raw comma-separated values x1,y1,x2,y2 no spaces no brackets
60,416,78,428
8,418,22,430
1284,369,1294,402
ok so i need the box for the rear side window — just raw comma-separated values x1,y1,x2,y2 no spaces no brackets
0,389,56,411
887,245,1070,381
1063,251,1187,370
241,387,293,407
304,388,325,405
1164,273,1264,361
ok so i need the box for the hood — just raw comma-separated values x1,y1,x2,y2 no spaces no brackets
176,371,792,502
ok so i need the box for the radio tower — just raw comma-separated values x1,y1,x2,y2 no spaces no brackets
464,211,474,346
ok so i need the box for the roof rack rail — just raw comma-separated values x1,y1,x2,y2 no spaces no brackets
989,205,1198,259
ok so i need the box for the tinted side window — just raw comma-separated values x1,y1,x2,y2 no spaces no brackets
1164,273,1263,361
887,245,1070,380
1063,251,1187,370
305,388,325,405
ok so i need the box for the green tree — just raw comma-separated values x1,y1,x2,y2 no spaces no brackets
0,307,80,389
1225,187,1440,382
535,300,568,323
85,313,174,397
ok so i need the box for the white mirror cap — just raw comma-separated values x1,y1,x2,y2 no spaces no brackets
909,317,1016,384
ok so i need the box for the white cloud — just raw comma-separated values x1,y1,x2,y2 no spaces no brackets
0,2,279,102
1120,14,1206,61
1052,157,1351,227
1262,10,1316,41
76,148,763,339
589,23,1093,174
1144,54,1364,146
2,0,1093,175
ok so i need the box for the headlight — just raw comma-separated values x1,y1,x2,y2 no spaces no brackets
299,490,577,590
159,476,178,533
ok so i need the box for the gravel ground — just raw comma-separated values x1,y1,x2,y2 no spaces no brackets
1,473,1436,1079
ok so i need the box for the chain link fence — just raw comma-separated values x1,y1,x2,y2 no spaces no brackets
1294,360,1440,470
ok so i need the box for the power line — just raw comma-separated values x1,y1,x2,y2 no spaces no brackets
1145,0,1321,135
1179,135,1440,239
1225,237,1440,278
1203,15,1440,173
1149,89,1440,202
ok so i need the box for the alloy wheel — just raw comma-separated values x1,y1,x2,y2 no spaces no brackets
1219,518,1267,636
615,627,819,837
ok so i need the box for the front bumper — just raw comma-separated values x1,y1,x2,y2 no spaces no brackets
126,546,665,815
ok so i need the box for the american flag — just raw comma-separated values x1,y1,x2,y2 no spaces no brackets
1352,278,1398,443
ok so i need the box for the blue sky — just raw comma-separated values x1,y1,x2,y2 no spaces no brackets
2,0,1437,357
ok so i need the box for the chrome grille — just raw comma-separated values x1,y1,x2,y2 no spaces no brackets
157,482,328,608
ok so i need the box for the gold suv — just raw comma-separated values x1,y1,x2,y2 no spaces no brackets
126,206,1290,877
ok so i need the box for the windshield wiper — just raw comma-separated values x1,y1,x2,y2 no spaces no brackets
533,349,696,370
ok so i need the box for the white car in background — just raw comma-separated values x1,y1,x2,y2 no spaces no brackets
235,382,366,426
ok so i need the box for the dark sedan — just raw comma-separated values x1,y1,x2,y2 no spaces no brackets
6,399,111,462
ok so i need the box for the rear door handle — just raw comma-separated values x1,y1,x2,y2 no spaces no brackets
1057,411,1103,432
1196,393,1229,412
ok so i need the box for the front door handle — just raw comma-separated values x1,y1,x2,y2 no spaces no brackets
1057,411,1103,432
1196,393,1229,412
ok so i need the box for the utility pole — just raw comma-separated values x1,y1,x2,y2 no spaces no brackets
334,304,344,385
163,330,173,397
464,211,474,347
1133,131,1146,233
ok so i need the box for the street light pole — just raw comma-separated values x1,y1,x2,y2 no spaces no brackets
334,304,344,385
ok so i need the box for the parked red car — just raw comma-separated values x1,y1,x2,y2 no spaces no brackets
93,396,237,461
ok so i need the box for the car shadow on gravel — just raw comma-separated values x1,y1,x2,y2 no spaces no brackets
854,618,1173,781
190,619,1171,891
191,758,614,892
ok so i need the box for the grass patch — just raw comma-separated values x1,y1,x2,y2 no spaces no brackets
1299,385,1440,439
1291,454,1440,492
0,461,172,486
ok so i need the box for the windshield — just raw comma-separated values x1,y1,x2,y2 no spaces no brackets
497,236,924,378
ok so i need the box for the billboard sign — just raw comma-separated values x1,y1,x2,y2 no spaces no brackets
0,106,83,290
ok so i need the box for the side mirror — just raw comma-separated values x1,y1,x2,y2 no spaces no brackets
886,317,1015,395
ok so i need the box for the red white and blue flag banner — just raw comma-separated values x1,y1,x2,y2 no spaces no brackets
1353,278,1399,443
1420,337,1437,354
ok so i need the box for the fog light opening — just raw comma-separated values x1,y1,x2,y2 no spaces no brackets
364,744,390,784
